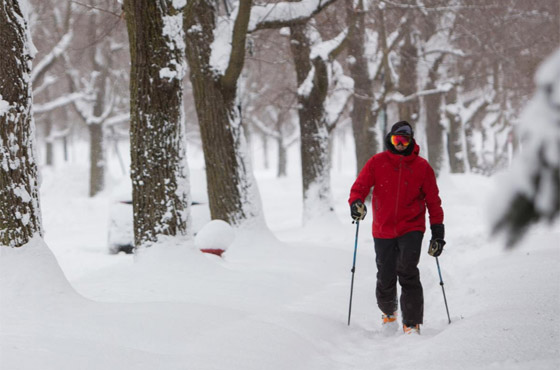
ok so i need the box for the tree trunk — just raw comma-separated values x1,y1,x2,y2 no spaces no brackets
346,0,377,173
124,0,191,247
87,9,109,197
397,33,420,123
445,90,465,173
63,135,69,162
185,1,263,226
45,120,54,167
44,88,54,166
465,113,480,172
277,135,287,178
0,0,43,247
424,55,446,176
424,92,444,175
261,132,269,170
88,124,104,197
289,24,334,220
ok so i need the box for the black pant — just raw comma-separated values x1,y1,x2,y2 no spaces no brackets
374,231,424,326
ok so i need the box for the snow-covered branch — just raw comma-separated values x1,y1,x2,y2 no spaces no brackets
418,49,465,58
446,92,494,125
32,75,58,96
311,28,348,61
31,31,73,84
371,16,408,82
33,92,84,114
251,116,281,139
325,61,353,128
249,0,338,32
387,82,455,104
105,112,130,126
380,0,502,12
45,127,71,142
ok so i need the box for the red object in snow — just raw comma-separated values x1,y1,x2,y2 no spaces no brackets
200,248,225,257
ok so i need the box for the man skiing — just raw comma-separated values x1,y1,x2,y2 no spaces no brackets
348,120,445,335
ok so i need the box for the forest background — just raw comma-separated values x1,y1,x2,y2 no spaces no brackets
2,0,557,250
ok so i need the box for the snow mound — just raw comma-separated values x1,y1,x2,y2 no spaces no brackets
0,235,81,304
195,219,235,251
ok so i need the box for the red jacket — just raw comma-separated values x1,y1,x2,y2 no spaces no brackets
349,144,443,239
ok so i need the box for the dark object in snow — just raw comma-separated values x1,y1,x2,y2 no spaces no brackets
108,199,207,254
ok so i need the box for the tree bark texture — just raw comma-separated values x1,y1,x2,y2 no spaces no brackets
444,90,465,173
0,0,43,247
346,0,378,174
124,0,191,247
277,136,287,178
424,92,444,175
424,56,446,176
289,24,334,220
185,1,262,226
87,12,109,197
397,33,420,123
88,123,104,197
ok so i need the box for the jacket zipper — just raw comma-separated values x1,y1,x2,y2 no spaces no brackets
394,157,403,236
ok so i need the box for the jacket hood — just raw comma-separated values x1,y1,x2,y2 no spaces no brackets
389,121,414,137
385,120,416,156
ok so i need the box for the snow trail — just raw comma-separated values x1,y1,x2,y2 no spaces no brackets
1,162,559,370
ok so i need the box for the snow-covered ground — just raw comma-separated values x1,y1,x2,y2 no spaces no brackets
1,142,559,370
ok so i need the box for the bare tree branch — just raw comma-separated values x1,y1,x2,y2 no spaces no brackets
222,0,253,88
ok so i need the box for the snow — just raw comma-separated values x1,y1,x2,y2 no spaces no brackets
0,95,10,116
160,13,186,82
210,15,234,75
194,219,235,251
297,65,315,97
1,136,559,369
249,0,332,32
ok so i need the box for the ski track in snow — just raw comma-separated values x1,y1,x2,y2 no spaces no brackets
1,165,559,370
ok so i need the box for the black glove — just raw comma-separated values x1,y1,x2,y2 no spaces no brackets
428,224,446,257
350,200,367,221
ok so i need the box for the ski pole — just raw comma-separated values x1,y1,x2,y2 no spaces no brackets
435,256,451,324
347,221,360,326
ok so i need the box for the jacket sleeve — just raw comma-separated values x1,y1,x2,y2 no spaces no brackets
422,164,444,225
348,157,375,205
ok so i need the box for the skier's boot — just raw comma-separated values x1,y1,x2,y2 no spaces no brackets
403,324,420,335
381,313,398,335
382,313,397,325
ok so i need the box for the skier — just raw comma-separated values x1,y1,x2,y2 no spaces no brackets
348,120,445,335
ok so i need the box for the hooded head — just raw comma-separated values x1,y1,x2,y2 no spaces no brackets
385,120,415,155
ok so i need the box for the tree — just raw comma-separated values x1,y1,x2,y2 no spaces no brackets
184,0,336,227
492,49,560,246
346,0,377,173
0,0,43,247
289,19,351,221
29,0,78,168
124,0,191,247
65,0,129,197
346,1,410,173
